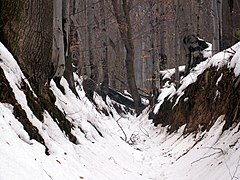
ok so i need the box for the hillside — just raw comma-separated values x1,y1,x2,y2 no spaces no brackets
151,42,240,133
1,41,240,180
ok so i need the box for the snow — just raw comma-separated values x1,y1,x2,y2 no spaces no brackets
153,84,176,114
1,41,240,180
160,66,185,80
202,42,212,59
230,45,240,76
154,41,240,113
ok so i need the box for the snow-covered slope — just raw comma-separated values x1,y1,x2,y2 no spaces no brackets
1,42,240,180
154,42,240,114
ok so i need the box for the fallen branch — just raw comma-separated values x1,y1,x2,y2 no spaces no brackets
191,152,221,166
201,146,224,154
176,135,204,161
191,147,224,166
139,123,150,137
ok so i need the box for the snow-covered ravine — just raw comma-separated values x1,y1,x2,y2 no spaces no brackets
1,42,240,180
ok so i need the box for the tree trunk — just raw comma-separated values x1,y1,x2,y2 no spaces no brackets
69,2,85,76
0,0,53,96
174,0,180,88
63,0,79,96
211,0,221,55
52,0,65,80
86,0,99,82
159,0,167,72
99,0,109,99
111,0,142,112
148,1,159,101
222,0,240,49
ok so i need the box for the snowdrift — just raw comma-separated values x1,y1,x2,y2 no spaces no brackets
151,42,240,133
0,42,240,180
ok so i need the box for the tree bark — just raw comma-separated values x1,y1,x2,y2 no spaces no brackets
86,0,99,82
99,0,109,99
0,0,53,95
174,0,180,88
63,0,79,96
211,0,221,55
52,0,65,79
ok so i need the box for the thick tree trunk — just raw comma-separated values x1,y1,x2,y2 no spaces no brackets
0,0,53,95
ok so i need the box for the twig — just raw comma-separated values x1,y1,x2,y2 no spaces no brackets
226,156,240,180
232,157,240,180
127,133,139,145
225,161,232,180
201,146,224,154
116,116,127,141
176,135,204,161
191,147,224,166
229,47,237,54
191,151,221,166
139,123,150,137
43,169,53,180
56,96,68,105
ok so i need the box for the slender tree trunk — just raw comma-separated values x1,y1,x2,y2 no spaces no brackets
212,0,221,55
111,0,142,112
174,0,180,88
196,0,203,36
148,1,158,100
86,0,98,82
63,0,79,96
52,0,65,80
159,0,167,86
99,0,109,99
69,1,85,76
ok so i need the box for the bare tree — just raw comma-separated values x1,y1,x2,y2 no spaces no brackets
111,0,142,112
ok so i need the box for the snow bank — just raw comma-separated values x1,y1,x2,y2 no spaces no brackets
0,42,146,180
1,41,240,180
153,41,240,113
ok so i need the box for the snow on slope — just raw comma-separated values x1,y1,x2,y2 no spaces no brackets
0,42,146,180
154,42,240,113
1,41,240,180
